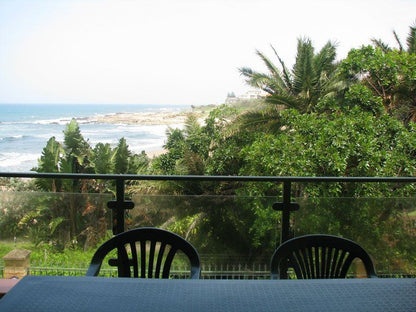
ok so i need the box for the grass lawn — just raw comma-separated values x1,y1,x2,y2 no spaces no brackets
0,240,96,268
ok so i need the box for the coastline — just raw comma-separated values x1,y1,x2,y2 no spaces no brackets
92,111,190,125
0,104,215,172
86,105,212,126
80,106,212,159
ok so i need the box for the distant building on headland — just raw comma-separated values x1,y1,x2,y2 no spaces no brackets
225,89,268,104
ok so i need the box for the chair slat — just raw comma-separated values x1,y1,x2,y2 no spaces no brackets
314,246,320,278
299,248,310,279
118,246,130,277
288,253,301,279
140,240,146,278
148,241,156,278
329,249,340,278
155,242,166,278
324,247,333,278
306,247,314,279
334,249,346,277
130,241,139,278
162,247,177,278
292,250,303,279
340,253,355,278
320,247,327,278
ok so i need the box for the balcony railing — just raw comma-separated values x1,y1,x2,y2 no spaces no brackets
1,172,416,277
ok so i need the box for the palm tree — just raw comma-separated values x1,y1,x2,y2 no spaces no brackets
34,136,64,192
370,22,416,124
372,22,416,54
239,37,339,114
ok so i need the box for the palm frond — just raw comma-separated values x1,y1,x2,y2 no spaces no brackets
255,49,288,92
249,73,275,92
238,68,279,94
239,67,258,87
256,49,281,78
235,108,282,133
320,76,349,97
184,114,200,136
292,38,315,94
371,38,391,52
314,41,337,74
239,67,254,78
266,93,303,111
270,45,293,90
406,23,416,54
393,30,404,52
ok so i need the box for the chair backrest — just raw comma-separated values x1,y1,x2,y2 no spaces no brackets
86,227,201,279
270,234,377,279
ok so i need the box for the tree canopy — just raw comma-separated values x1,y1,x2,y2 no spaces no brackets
239,38,339,114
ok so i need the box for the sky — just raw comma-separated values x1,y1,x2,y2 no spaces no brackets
0,0,415,106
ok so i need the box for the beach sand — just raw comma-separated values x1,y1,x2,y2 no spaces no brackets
146,149,167,158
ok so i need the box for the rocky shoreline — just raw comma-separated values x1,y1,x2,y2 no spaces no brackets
92,110,191,125
84,105,213,126
80,106,212,158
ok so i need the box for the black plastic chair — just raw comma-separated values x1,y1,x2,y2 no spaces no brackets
271,234,377,279
86,227,201,279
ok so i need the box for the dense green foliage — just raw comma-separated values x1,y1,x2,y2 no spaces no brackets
339,46,416,124
240,110,416,180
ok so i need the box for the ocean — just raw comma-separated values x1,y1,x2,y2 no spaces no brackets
0,103,188,172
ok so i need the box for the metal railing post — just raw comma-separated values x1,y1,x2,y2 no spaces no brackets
281,181,292,243
107,179,135,235
272,181,300,280
273,181,300,244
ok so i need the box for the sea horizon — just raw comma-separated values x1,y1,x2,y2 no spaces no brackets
0,103,190,172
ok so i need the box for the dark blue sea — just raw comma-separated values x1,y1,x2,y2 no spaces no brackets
0,103,188,172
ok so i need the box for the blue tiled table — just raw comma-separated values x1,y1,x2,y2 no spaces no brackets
0,275,415,311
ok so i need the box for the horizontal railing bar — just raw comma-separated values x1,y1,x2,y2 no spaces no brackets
1,172,416,183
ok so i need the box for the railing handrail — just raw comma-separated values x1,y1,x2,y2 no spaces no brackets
2,172,416,183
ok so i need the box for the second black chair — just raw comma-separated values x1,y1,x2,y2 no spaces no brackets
86,227,201,279
271,234,377,279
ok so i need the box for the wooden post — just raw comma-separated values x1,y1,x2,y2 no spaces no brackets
2,249,31,279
